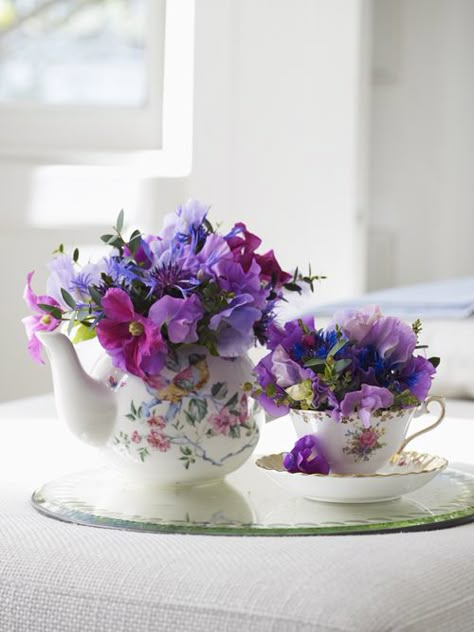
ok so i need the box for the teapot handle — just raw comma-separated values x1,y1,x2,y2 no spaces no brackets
398,395,446,452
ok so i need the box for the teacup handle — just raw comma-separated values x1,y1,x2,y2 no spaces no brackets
398,395,446,452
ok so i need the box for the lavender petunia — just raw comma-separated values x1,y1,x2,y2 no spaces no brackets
283,434,330,475
148,294,203,344
340,384,394,428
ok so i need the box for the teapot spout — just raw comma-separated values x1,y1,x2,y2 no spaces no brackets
37,331,117,447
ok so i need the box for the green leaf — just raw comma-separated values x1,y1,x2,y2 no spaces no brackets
116,209,124,233
333,358,352,373
37,304,62,320
88,285,103,307
283,282,302,293
73,248,79,263
304,357,326,368
428,356,441,368
328,338,347,357
211,382,228,399
67,313,77,335
101,234,115,244
189,398,208,423
225,392,239,409
71,323,96,344
61,288,77,310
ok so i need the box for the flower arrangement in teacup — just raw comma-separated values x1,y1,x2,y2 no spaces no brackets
248,307,443,475
22,200,321,485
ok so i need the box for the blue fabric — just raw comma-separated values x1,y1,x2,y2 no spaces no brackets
310,278,474,319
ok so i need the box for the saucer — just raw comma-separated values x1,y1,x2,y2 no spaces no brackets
255,451,448,503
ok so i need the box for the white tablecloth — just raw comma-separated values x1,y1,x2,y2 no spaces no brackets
1,395,473,632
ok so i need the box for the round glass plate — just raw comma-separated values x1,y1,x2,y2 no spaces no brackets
31,458,474,536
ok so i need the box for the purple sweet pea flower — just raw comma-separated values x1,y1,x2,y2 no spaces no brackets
331,305,382,344
96,288,166,379
253,353,290,418
340,384,394,428
225,222,262,272
364,316,417,366
148,294,203,344
266,316,315,352
22,271,62,364
283,434,330,475
270,344,313,388
209,258,267,356
398,355,436,402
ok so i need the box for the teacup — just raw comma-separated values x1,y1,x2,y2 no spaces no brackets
289,395,446,475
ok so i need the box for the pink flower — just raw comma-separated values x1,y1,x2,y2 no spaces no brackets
22,271,62,364
131,430,142,444
147,430,171,451
238,393,249,423
209,409,240,436
147,415,166,428
358,429,379,449
96,288,167,379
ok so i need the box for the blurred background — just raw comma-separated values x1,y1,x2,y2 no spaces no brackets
0,0,473,401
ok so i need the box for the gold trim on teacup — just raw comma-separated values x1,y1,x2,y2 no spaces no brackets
255,451,448,478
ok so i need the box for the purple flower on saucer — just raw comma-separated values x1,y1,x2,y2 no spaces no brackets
283,435,330,475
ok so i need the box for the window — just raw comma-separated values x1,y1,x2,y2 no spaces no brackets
0,0,193,166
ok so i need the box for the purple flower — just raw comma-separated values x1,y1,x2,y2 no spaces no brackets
270,344,313,389
148,294,203,344
266,316,315,352
160,199,209,242
253,353,289,417
22,272,62,363
398,355,436,402
96,288,166,378
225,222,262,272
226,222,291,286
283,434,330,475
340,384,394,427
209,259,267,356
331,305,382,343
364,317,417,366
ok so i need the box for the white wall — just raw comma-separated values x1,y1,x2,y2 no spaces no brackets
187,0,370,309
0,0,369,401
369,0,474,289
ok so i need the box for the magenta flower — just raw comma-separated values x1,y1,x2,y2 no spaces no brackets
283,435,330,475
340,384,394,427
22,271,62,364
148,294,203,344
226,222,292,286
96,288,166,378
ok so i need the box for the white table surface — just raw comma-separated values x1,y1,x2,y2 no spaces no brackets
0,395,473,632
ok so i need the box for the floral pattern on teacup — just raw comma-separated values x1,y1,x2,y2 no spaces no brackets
342,423,386,462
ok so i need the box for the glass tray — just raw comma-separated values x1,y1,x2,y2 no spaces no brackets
31,458,474,536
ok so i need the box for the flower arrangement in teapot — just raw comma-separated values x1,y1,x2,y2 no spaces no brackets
23,200,319,484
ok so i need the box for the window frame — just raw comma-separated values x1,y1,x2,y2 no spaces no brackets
0,0,194,176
